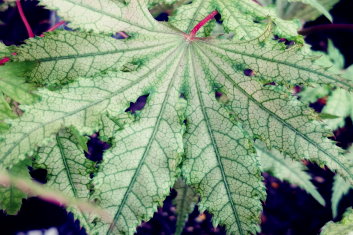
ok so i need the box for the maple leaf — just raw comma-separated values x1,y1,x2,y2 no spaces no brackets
0,0,353,234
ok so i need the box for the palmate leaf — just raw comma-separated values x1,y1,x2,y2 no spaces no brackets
1,0,353,234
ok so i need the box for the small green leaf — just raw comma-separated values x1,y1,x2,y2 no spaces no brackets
69,126,89,152
319,113,340,120
321,208,353,235
0,159,31,215
173,178,198,235
0,62,39,104
287,0,333,22
327,40,345,69
259,0,338,22
331,175,351,218
256,141,325,206
0,92,16,119
323,89,353,130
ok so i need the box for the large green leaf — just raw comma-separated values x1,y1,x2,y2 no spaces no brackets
1,0,353,234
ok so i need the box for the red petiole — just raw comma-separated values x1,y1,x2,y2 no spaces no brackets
1,2,66,66
40,21,66,37
186,10,219,41
16,0,34,38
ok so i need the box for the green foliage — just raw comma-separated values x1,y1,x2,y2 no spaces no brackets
173,178,198,235
331,174,351,218
33,127,98,231
0,0,352,234
169,0,299,39
321,208,353,235
300,41,353,130
259,0,338,21
0,159,31,215
255,141,325,206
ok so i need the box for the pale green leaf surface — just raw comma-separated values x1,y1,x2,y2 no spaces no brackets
0,33,183,168
173,178,198,235
299,86,330,104
13,31,178,87
98,113,133,143
169,0,299,40
331,174,351,218
327,40,345,70
92,51,187,234
322,89,353,130
1,3,353,233
182,47,266,235
39,0,174,35
34,127,96,232
0,93,15,120
260,0,338,21
192,39,353,185
256,141,324,205
321,208,353,235
287,0,332,21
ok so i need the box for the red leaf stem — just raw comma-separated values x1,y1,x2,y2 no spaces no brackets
40,21,66,37
46,21,66,32
16,0,34,38
187,10,218,40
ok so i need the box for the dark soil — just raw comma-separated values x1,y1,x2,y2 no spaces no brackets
0,0,353,234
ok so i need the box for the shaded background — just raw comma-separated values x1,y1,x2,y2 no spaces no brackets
0,0,353,234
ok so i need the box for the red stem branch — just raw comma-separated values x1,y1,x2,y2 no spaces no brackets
40,21,66,37
299,24,353,35
188,10,218,40
47,21,66,32
16,0,34,38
